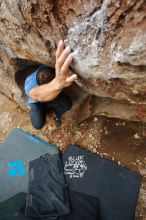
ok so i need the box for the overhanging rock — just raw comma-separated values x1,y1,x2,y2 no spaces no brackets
0,0,146,122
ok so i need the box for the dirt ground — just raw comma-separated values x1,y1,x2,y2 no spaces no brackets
0,92,146,219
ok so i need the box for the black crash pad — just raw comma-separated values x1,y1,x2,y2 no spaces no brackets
0,128,58,203
58,190,100,220
0,193,35,220
62,145,141,220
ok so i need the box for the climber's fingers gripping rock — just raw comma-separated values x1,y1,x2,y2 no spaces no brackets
55,40,77,89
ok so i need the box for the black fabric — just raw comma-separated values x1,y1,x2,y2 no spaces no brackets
62,145,141,220
29,102,47,130
0,193,35,220
29,92,72,130
47,92,72,118
58,190,99,220
25,153,70,220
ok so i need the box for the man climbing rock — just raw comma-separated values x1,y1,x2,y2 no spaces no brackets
24,40,77,130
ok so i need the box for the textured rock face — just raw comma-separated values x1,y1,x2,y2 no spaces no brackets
0,0,146,121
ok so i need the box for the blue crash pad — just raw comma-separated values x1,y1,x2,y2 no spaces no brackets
0,128,58,202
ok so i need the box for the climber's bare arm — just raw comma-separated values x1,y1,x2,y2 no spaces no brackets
29,79,63,102
29,40,77,102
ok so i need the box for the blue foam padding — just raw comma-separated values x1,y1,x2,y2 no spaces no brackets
0,128,58,202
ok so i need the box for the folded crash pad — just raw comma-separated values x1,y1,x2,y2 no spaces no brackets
62,145,141,220
25,154,70,219
0,128,58,203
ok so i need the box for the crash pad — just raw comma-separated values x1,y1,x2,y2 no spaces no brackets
0,128,58,203
62,145,141,220
0,193,35,220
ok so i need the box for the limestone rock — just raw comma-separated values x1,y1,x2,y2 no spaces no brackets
0,0,146,121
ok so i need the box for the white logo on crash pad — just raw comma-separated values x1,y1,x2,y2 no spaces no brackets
64,156,87,178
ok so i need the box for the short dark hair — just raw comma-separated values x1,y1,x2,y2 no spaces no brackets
36,67,55,85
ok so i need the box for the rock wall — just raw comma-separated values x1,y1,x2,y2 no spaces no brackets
0,0,146,121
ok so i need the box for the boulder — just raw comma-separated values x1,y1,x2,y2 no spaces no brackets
0,0,146,121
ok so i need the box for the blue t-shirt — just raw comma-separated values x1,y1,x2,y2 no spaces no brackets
24,65,47,104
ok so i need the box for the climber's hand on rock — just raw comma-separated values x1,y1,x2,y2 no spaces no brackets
55,39,77,90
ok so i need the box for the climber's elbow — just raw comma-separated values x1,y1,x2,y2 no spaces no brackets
29,88,40,101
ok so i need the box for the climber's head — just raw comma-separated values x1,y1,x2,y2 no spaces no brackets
37,67,55,85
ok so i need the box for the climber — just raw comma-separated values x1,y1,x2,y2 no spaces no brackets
24,40,77,130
